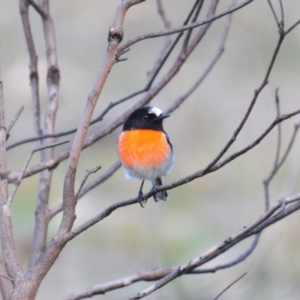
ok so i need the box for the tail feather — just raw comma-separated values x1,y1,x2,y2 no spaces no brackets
151,177,168,202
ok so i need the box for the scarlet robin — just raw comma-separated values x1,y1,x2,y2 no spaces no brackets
118,106,174,207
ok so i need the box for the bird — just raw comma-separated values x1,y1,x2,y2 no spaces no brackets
118,106,174,207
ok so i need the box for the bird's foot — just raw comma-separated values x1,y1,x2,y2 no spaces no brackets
138,190,147,208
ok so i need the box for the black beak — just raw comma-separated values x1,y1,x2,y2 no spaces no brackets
157,113,170,120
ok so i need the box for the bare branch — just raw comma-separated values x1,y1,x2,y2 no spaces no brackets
64,268,174,300
182,0,204,52
63,191,300,300
69,195,300,300
263,120,300,207
118,0,253,54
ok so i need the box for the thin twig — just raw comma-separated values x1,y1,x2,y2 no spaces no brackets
263,90,300,211
8,140,68,205
263,88,282,210
145,0,173,79
279,0,284,27
75,166,101,200
182,0,204,52
213,272,247,300
0,274,13,283
284,19,300,35
117,0,253,54
267,0,280,28
49,161,120,219
5,106,24,140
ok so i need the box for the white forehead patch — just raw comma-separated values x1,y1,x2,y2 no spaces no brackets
148,106,162,117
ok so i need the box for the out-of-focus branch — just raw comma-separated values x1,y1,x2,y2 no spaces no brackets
20,0,43,137
0,69,23,283
27,0,61,271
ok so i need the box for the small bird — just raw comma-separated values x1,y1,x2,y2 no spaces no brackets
118,106,174,207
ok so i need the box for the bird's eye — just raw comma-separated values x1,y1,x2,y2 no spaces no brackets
143,115,149,120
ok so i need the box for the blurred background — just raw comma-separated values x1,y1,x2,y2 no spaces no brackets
1,0,300,299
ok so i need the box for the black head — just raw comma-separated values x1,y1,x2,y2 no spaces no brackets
123,106,170,131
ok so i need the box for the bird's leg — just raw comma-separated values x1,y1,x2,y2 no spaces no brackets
138,180,147,207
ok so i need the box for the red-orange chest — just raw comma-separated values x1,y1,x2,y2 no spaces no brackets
118,130,170,169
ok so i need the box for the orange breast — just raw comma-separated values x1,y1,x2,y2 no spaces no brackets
118,130,170,169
